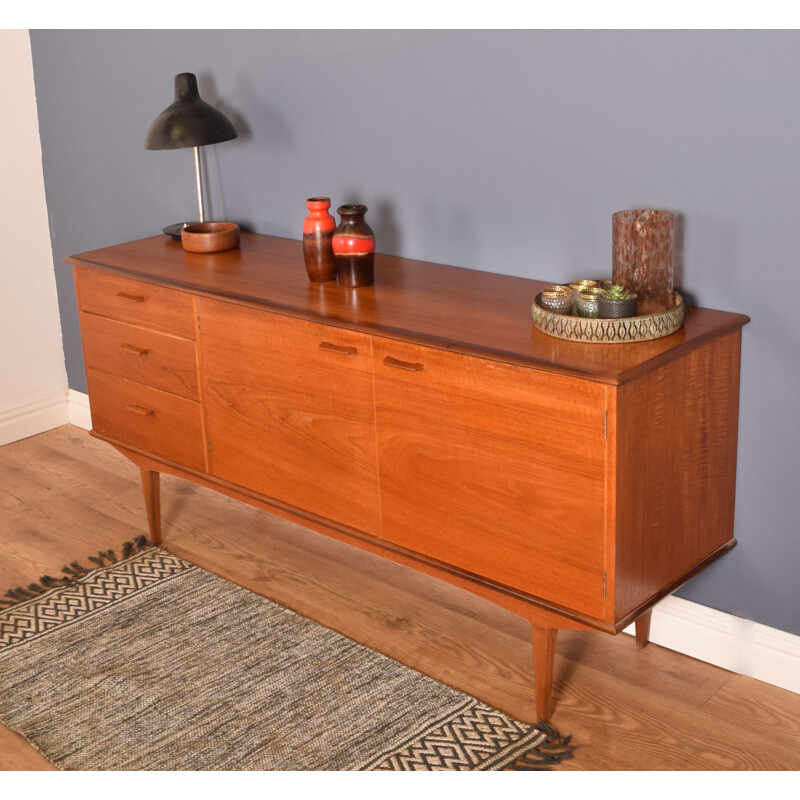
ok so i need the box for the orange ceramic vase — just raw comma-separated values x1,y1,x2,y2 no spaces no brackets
332,204,375,288
303,197,337,282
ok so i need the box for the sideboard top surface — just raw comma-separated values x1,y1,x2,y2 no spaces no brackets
66,233,749,385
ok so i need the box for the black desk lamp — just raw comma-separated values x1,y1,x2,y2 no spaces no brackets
145,72,237,236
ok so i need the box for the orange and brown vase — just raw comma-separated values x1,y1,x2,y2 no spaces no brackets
332,204,375,288
303,197,337,282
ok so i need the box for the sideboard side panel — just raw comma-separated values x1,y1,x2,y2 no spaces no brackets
614,329,743,619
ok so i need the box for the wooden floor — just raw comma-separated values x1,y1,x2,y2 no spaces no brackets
1,425,799,771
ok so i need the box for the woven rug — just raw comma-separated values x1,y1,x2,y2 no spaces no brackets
0,538,577,771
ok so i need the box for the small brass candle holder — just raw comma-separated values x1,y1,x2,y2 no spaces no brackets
538,285,573,315
575,287,605,318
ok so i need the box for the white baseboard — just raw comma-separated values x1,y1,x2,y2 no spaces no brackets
624,595,800,695
5,391,800,697
0,388,69,446
0,388,91,445
67,388,92,430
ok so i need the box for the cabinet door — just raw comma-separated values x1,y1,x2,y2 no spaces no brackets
373,339,608,618
197,298,380,534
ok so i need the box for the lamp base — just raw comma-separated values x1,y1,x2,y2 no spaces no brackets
162,222,199,239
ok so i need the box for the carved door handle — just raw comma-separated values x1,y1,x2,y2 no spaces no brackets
116,292,145,302
319,341,358,356
125,403,155,416
383,356,425,372
120,343,150,355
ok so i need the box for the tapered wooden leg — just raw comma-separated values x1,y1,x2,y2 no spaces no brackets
635,609,652,648
140,468,162,546
531,626,558,721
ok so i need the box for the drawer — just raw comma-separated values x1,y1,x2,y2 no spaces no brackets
80,312,199,400
75,266,195,339
86,367,206,472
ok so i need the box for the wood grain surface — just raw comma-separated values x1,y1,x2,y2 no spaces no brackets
373,336,607,617
85,368,206,472
79,312,199,400
65,234,749,385
197,297,380,534
613,330,743,619
74,264,195,339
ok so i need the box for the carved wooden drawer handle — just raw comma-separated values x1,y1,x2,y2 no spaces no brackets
125,403,155,416
119,343,150,355
319,341,358,356
383,356,425,372
116,292,145,302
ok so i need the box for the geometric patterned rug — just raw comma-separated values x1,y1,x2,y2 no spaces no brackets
0,538,577,771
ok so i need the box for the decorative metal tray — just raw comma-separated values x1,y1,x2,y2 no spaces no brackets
531,292,685,343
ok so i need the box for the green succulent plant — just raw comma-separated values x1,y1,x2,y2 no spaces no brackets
603,285,636,300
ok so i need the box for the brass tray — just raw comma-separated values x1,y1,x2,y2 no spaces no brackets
531,292,685,343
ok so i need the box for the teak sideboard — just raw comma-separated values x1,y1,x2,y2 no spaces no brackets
65,233,749,721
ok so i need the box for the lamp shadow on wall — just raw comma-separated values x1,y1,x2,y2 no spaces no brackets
197,73,252,142
197,73,292,233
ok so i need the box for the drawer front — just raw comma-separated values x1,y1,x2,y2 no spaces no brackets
372,338,608,618
80,312,199,400
75,266,195,339
86,367,205,472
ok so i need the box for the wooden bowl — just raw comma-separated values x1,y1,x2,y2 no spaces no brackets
181,222,240,253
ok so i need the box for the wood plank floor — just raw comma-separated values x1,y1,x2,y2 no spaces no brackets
1,425,799,771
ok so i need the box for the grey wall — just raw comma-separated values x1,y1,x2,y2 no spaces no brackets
29,30,800,636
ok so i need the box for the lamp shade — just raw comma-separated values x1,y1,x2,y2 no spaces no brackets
145,72,237,150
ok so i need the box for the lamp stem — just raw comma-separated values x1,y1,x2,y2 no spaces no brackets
193,146,205,223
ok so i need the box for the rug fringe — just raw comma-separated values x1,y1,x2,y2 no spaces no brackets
505,720,580,771
0,536,153,609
